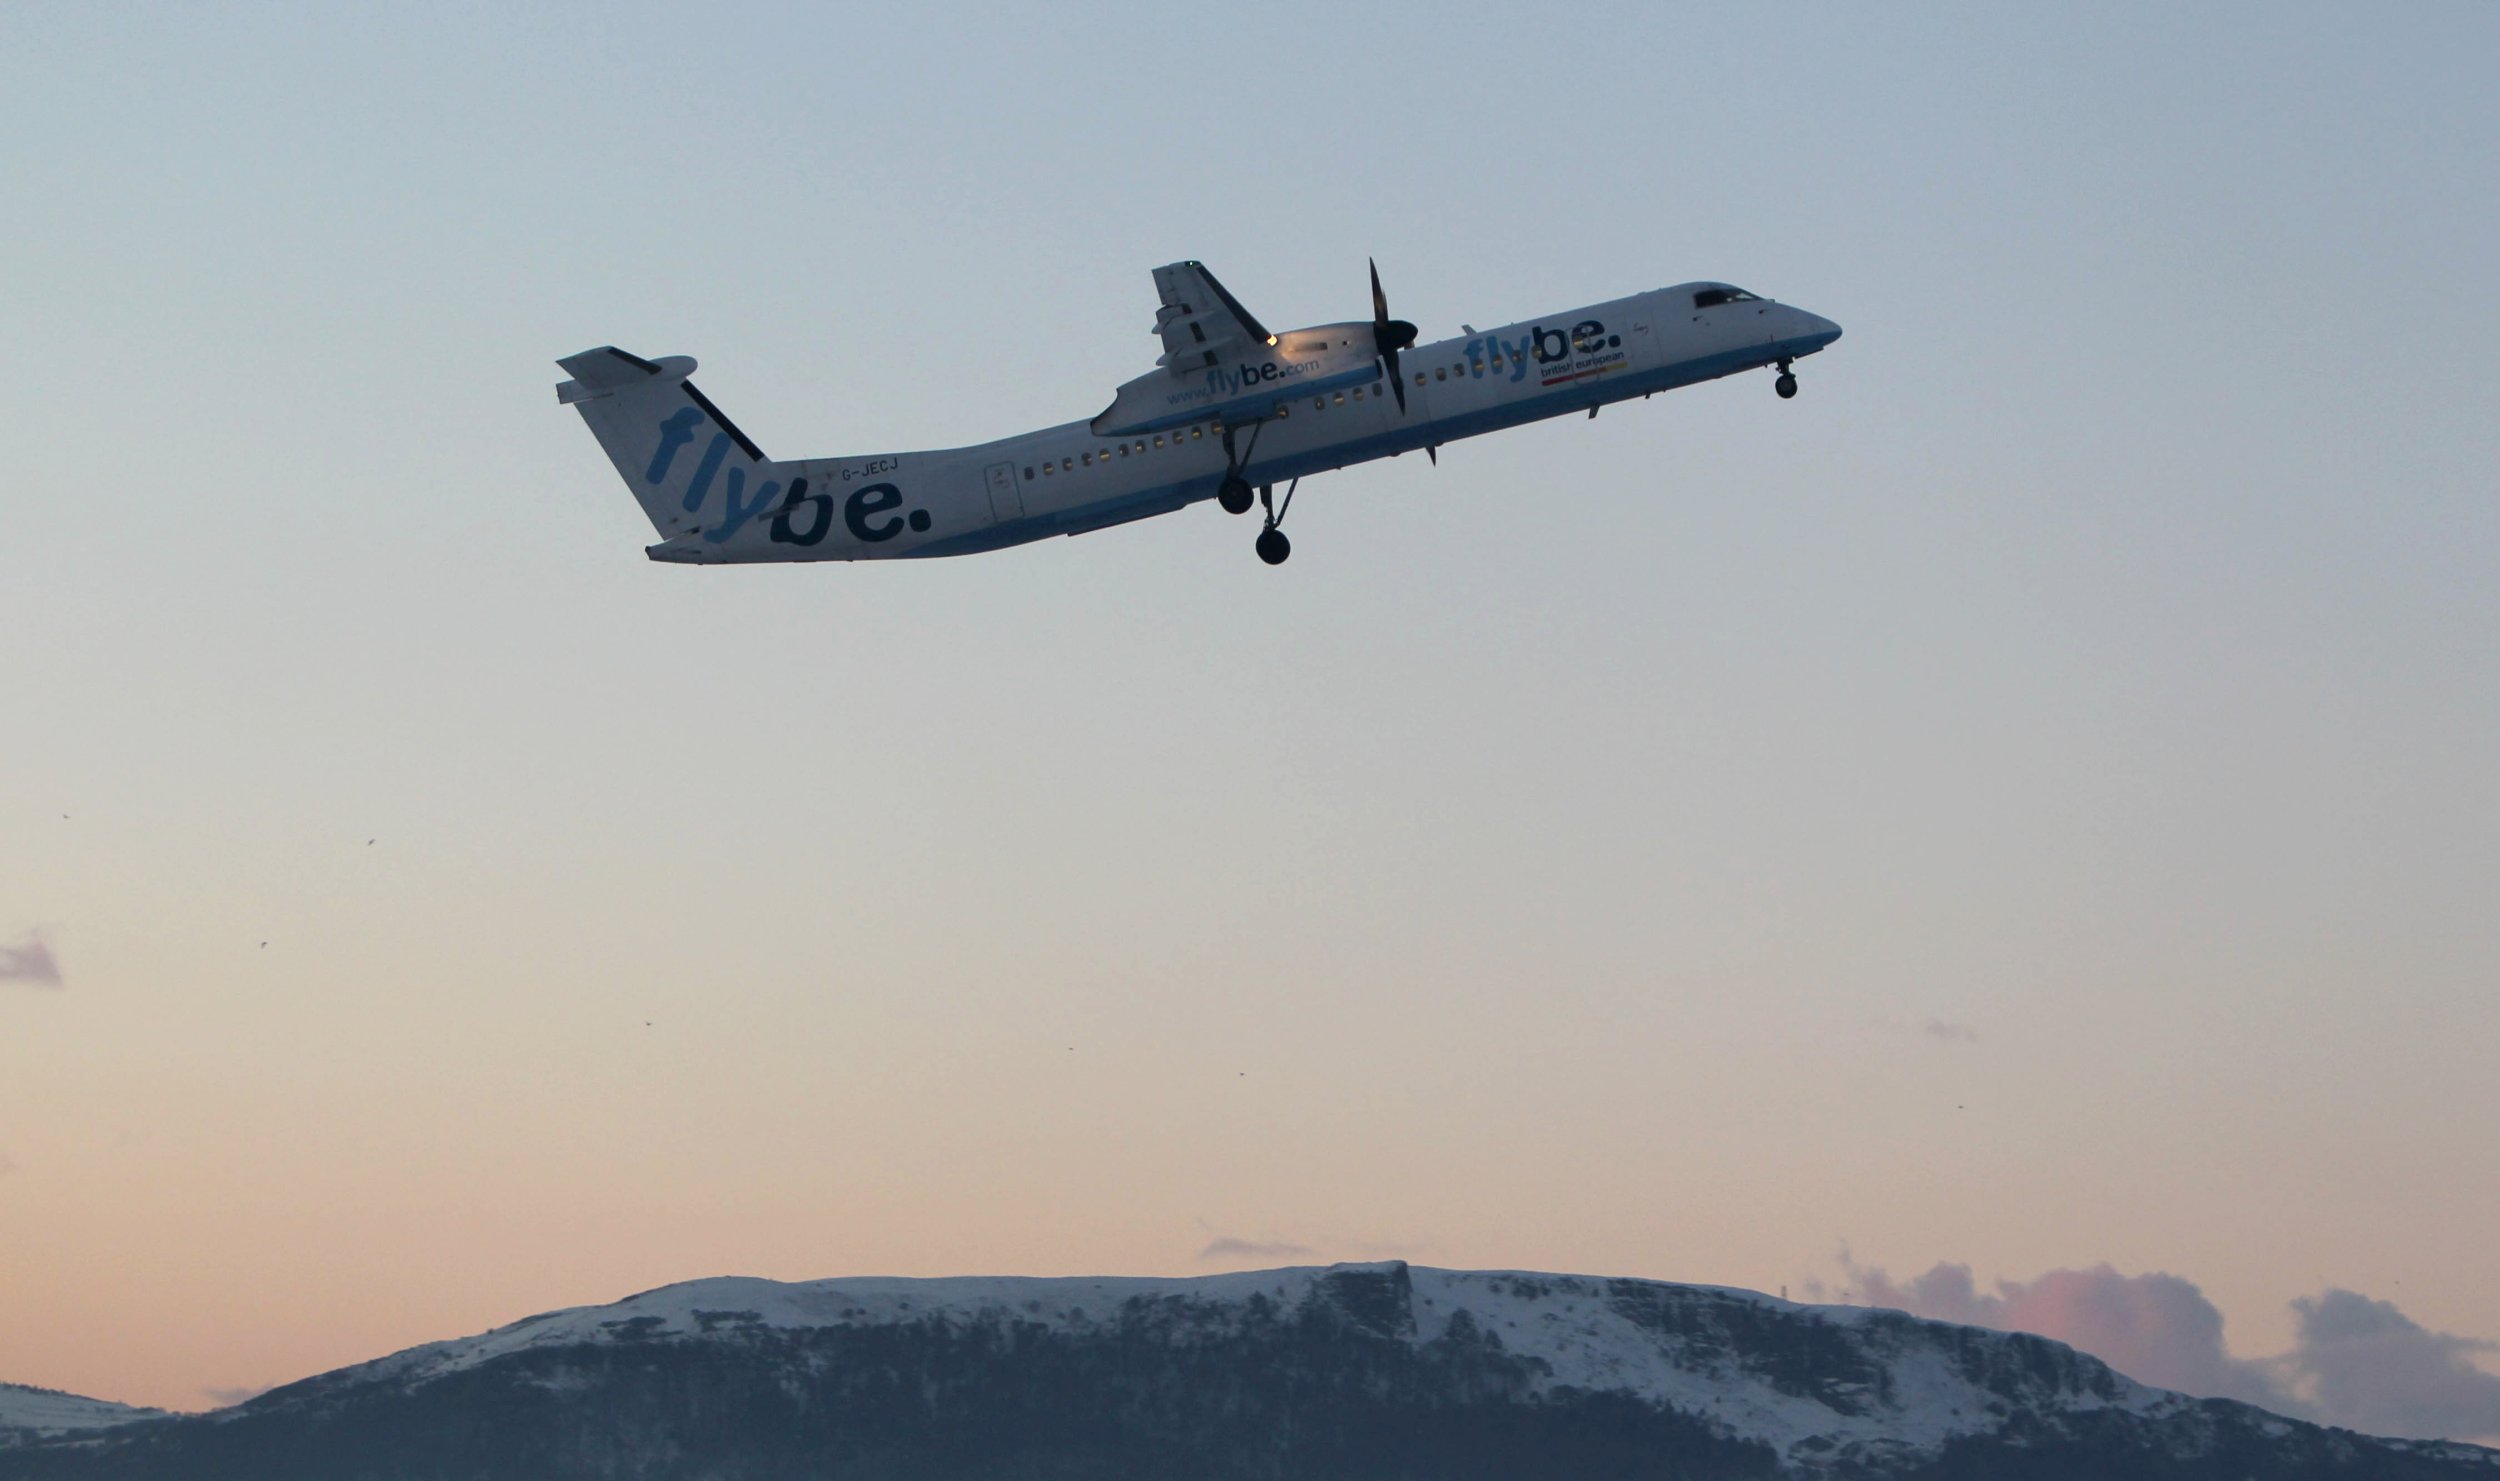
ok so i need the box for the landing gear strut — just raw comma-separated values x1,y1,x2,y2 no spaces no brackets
1774,358,1798,400
1255,479,1297,566
1215,422,1265,515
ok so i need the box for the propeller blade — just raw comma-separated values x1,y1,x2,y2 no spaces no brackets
1368,258,1418,414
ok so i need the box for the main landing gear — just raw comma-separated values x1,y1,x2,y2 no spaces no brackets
1215,421,1265,515
1774,358,1799,400
1256,478,1298,565
1214,420,1294,564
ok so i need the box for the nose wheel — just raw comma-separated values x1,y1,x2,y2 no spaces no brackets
1774,359,1799,399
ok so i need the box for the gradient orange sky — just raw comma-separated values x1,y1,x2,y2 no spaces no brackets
5,2,2497,1426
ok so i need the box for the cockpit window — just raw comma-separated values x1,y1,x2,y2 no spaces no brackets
1692,286,1761,308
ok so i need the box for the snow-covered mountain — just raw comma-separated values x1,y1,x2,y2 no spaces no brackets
0,1386,162,1447
4,1263,2495,1479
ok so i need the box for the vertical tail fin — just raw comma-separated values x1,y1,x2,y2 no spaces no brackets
556,347,792,549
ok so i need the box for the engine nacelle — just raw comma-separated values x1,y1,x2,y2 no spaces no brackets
1094,322,1382,436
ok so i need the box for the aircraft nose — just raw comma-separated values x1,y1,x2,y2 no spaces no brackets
1799,309,1841,342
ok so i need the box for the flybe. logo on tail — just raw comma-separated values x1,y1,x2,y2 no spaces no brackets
646,405,928,546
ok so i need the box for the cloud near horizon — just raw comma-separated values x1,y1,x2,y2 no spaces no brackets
1199,1236,1318,1262
2286,1288,2500,1446
1823,1257,2500,1445
1,931,63,986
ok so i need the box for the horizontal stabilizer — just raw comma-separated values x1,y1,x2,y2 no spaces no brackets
556,346,698,404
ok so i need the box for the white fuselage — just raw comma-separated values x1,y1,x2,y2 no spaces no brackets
644,283,1840,564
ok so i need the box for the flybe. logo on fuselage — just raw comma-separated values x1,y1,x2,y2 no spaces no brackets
1203,357,1325,398
645,404,929,547
1466,319,1624,385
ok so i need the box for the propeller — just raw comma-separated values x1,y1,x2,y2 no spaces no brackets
1369,258,1419,413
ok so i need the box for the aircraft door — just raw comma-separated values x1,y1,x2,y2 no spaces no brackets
983,460,1025,523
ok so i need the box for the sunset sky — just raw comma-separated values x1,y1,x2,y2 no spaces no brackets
5,1,2496,1440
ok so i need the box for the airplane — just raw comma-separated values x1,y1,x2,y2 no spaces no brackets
556,261,1840,567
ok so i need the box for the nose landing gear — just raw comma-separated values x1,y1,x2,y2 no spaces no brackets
1774,358,1799,399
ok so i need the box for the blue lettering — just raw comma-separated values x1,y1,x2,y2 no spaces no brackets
646,406,703,484
680,433,731,513
844,482,906,542
705,466,779,543
1498,334,1530,382
768,476,833,546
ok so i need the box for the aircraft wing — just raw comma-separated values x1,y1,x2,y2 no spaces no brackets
1151,261,1271,373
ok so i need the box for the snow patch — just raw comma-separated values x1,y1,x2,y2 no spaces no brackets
0,1383,165,1444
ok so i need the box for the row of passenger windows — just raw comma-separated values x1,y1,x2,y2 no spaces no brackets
1024,382,1391,480
1019,355,1561,481
1420,354,1524,383
1025,423,1211,480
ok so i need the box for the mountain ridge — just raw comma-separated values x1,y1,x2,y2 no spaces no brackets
7,1262,2496,1479
0,1385,164,1446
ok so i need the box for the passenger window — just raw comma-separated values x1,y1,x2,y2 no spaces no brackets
1043,462,1055,476
1351,387,1363,401
1333,392,1346,405
1062,457,1073,471
1153,435,1165,448
1023,466,1034,480
1081,453,1091,467
1314,397,1325,410
1134,441,1145,454
1117,444,1128,457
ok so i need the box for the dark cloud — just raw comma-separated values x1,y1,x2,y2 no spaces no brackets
1199,1236,1318,1261
1866,1015,1980,1043
2285,1289,2500,1444
1829,1258,2500,1445
1,932,63,986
